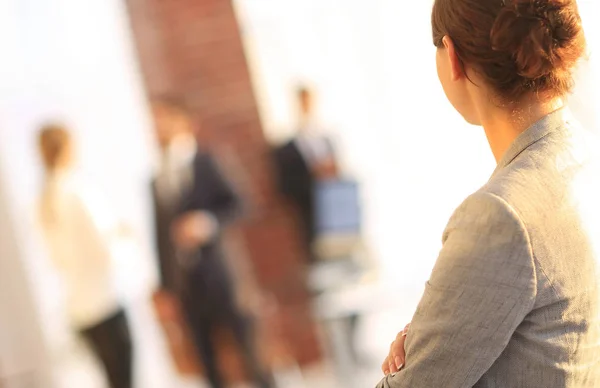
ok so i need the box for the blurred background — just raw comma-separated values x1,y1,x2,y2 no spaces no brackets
0,0,598,387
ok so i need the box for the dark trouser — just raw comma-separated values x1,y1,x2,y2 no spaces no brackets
80,309,133,388
182,286,272,388
188,311,272,388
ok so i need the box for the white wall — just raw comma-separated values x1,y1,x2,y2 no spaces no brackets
235,0,600,292
0,154,51,386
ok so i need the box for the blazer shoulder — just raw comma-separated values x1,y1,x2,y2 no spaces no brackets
453,190,524,222
194,150,211,163
193,151,221,172
273,140,299,159
445,190,530,246
274,139,295,152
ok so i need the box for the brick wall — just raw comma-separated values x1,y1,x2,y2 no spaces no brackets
124,0,322,374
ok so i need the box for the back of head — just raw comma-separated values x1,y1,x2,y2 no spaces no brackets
296,85,313,118
432,0,586,104
39,124,71,173
151,95,196,148
297,85,311,100
38,124,72,227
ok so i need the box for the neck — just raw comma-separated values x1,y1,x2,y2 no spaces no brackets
162,133,198,164
480,98,564,163
162,133,196,152
299,111,313,125
46,166,71,179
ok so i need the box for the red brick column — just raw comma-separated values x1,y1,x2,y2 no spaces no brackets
125,0,322,371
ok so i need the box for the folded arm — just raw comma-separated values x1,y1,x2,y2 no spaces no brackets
377,192,536,388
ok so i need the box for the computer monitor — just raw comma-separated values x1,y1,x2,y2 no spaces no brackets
314,179,362,235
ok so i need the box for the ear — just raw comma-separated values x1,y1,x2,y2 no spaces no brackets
442,36,465,82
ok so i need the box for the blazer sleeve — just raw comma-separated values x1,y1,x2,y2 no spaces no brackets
150,182,174,290
180,154,242,227
273,146,294,198
376,192,537,388
273,144,311,201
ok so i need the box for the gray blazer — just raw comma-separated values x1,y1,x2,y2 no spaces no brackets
377,109,600,387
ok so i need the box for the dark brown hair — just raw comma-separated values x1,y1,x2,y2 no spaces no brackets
38,124,71,171
432,0,586,103
297,85,311,97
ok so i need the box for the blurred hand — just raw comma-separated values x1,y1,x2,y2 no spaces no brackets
152,289,180,321
171,211,216,251
382,323,410,376
313,158,338,180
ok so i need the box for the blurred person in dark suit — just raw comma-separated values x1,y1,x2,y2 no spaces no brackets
273,86,339,263
37,125,133,388
150,97,272,388
273,88,369,368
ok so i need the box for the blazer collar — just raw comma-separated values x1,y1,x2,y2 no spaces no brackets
491,108,570,178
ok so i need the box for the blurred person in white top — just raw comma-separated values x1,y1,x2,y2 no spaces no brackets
37,124,132,388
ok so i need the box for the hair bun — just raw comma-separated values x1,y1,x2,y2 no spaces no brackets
490,0,582,80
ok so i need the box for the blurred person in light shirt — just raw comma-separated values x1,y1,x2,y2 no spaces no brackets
36,124,133,388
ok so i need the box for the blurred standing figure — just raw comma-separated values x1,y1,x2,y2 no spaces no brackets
150,97,272,388
273,86,339,262
37,125,132,388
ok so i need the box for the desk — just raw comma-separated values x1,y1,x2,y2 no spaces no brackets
308,260,375,387
310,269,424,387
